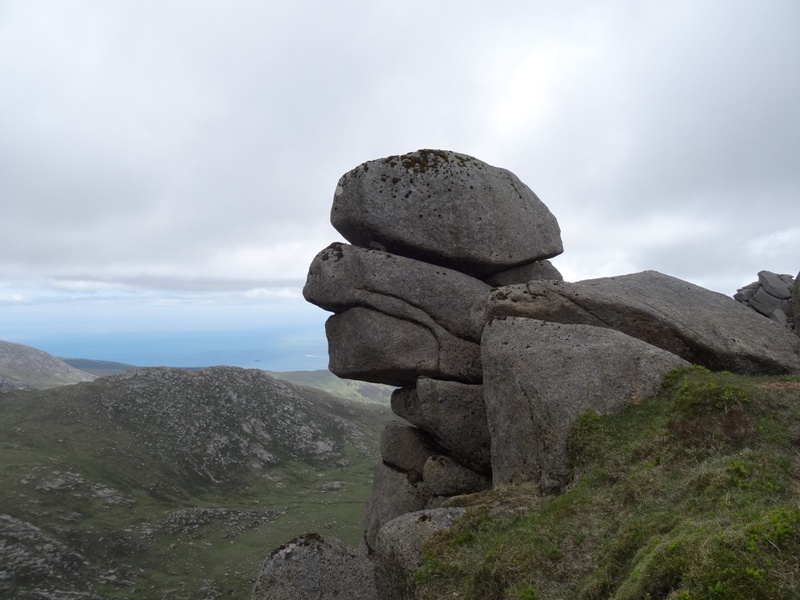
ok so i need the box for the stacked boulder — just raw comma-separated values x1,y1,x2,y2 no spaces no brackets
303,149,565,549
735,271,796,330
254,150,800,599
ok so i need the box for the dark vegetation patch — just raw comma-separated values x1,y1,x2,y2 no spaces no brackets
416,367,800,599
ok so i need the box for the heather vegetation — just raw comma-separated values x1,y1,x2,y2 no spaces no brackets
415,367,800,599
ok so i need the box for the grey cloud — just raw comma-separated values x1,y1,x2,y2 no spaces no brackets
0,0,797,302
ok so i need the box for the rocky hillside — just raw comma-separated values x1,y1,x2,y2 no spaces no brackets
0,340,96,390
0,366,390,599
57,358,394,404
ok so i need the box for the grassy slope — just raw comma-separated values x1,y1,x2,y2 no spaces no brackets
417,367,800,600
0,369,391,599
268,369,395,404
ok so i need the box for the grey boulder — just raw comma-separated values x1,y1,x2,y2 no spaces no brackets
758,270,792,299
487,271,800,375
331,149,563,277
373,508,466,600
482,317,689,491
304,242,489,342
251,533,376,600
325,307,482,386
391,379,491,474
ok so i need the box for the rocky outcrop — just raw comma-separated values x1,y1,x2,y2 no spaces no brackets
483,318,689,491
251,533,377,600
486,272,800,375
735,271,796,330
302,149,564,559
330,149,563,277
256,149,800,600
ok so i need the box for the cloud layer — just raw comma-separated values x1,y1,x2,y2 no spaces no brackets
1,1,798,357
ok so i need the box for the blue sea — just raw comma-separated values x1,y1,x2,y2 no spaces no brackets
16,327,328,372
1,292,332,371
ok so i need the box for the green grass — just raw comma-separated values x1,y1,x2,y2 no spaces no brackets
416,367,800,599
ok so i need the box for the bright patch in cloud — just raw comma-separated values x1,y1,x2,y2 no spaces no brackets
746,228,800,259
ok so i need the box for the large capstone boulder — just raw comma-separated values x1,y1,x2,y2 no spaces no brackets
483,317,689,492
373,508,466,600
325,307,482,386
392,379,491,474
487,271,800,375
251,533,377,600
304,242,489,342
331,149,563,278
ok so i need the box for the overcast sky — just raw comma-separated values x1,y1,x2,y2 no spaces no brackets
1,1,798,364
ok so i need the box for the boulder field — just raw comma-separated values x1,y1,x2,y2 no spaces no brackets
252,149,800,599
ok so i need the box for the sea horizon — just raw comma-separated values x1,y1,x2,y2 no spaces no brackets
5,328,330,373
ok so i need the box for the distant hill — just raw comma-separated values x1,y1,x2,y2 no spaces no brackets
58,357,137,377
0,366,391,599
58,358,395,404
0,340,96,390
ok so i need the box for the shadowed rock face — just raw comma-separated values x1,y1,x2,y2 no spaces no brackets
482,318,690,492
330,149,563,278
391,379,491,474
304,243,489,343
324,307,482,386
487,271,800,375
364,462,429,551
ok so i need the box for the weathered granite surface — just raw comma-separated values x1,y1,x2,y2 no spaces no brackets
331,149,563,277
483,317,689,491
487,271,800,375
